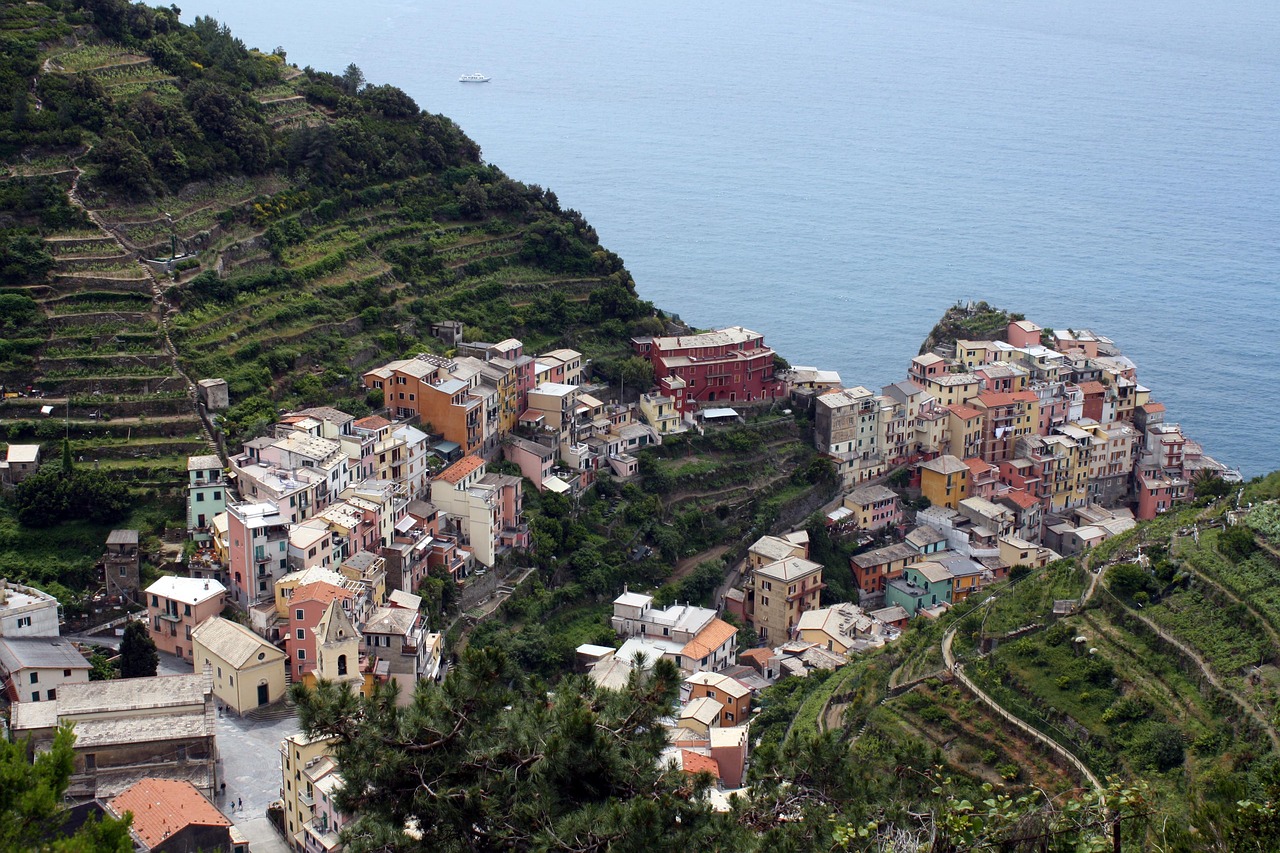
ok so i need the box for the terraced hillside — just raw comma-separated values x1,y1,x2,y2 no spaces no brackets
1,0,655,485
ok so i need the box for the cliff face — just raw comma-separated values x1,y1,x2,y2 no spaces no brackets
918,301,1023,355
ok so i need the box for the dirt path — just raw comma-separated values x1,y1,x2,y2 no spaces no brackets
670,544,732,582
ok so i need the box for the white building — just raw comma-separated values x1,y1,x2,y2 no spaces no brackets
0,580,61,637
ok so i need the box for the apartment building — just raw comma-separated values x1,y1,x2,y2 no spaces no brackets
632,326,784,412
145,577,226,660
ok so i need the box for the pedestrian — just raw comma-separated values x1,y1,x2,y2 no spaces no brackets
220,781,226,798
237,798,242,811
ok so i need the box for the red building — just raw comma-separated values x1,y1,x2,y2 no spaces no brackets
632,327,785,414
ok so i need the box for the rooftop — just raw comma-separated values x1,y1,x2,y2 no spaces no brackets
682,618,737,661
5,444,40,463
11,673,209,730
846,484,898,506
920,455,969,476
145,577,225,606
851,542,918,568
437,454,485,485
190,617,285,669
911,562,954,584
110,778,230,848
186,455,221,472
293,581,354,608
748,534,802,563
680,696,724,725
363,606,419,637
685,671,751,699
106,529,139,546
0,636,90,672
755,556,823,583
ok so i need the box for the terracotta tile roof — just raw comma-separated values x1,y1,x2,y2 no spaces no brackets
738,648,772,670
964,458,996,475
682,619,737,662
292,581,353,607
680,749,721,778
354,415,391,429
1002,489,1040,510
1141,402,1165,413
438,454,485,484
1077,381,1107,395
946,404,983,419
110,778,229,849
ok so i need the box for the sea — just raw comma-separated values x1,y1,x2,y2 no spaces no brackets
178,0,1280,477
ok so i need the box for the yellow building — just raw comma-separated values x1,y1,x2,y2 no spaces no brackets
748,556,824,644
638,392,684,435
281,731,337,844
311,598,365,693
191,617,288,715
746,532,808,573
919,454,969,510
919,372,981,408
955,340,998,369
946,404,985,461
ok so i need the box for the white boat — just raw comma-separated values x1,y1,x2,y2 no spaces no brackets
459,73,491,83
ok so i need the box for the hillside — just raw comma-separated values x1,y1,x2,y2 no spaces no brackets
0,0,658,486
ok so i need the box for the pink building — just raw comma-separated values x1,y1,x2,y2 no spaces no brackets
145,577,227,660
504,436,555,490
1136,470,1190,520
964,458,1000,500
285,582,354,682
1006,319,1043,348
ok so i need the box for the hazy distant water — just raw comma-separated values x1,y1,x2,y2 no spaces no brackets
182,0,1280,476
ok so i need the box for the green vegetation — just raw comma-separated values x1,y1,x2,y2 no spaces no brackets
0,725,132,852
118,618,158,678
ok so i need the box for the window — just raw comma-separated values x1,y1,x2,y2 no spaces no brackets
196,492,205,502
63,669,72,677
338,654,348,676
31,692,39,702
217,666,222,678
213,491,221,500
296,609,304,621
297,650,306,661
30,672,38,684
184,603,191,616
296,629,305,640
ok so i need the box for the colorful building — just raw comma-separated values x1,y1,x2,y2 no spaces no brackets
632,326,784,412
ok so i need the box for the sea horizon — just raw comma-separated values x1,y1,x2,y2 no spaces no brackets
179,0,1280,477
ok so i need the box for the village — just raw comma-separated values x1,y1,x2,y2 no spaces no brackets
0,313,1237,851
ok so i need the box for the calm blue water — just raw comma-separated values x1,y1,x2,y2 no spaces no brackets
182,0,1280,477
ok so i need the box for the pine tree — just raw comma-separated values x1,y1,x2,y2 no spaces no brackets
118,620,158,678
0,725,132,851
293,646,741,852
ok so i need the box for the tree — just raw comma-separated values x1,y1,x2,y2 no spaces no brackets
0,725,132,852
118,620,158,678
88,651,117,681
292,647,736,852
341,63,365,95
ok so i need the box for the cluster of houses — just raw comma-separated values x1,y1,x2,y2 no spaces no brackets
810,316,1231,530
0,315,1242,842
573,530,906,797
0,576,246,850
